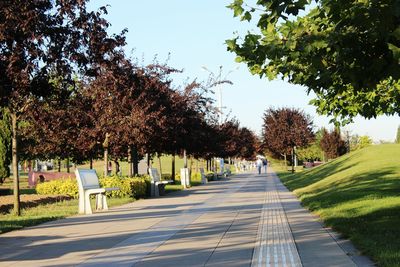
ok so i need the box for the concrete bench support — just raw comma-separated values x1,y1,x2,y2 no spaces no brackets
75,169,119,215
199,168,207,184
149,168,173,197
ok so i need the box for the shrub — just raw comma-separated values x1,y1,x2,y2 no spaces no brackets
99,176,147,198
36,175,148,199
36,179,78,198
191,172,201,183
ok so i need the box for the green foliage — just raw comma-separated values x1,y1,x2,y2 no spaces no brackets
0,109,11,182
99,176,147,199
358,136,373,149
278,144,400,266
36,179,78,198
36,176,148,199
296,142,323,162
227,0,400,123
350,135,373,151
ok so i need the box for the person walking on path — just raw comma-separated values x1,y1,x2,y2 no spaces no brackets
263,158,268,174
256,158,263,174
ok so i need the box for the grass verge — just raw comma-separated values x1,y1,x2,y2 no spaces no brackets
0,197,134,234
276,144,400,267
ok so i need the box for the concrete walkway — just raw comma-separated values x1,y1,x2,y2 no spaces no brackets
0,170,372,266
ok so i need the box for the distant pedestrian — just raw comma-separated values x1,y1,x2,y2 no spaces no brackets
256,158,263,174
263,158,268,173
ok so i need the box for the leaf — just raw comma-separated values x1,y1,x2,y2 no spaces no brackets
241,11,252,21
388,43,400,62
226,38,238,51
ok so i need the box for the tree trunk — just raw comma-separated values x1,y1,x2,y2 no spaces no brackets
66,157,70,173
11,113,20,216
183,149,187,168
283,154,287,168
114,160,119,176
291,147,295,173
146,153,150,173
104,148,108,177
103,133,109,177
171,153,175,181
89,158,93,169
157,153,162,177
132,146,138,175
128,146,133,177
58,159,61,172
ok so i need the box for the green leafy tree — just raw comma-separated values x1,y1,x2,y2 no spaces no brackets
349,134,373,151
0,109,11,183
396,126,400,144
227,0,400,123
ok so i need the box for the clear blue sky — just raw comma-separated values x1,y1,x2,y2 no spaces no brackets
88,0,400,142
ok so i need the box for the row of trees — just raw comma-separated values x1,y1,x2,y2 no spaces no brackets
0,1,259,215
261,107,374,169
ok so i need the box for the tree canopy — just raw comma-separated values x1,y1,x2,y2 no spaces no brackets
227,0,400,123
262,107,314,158
320,128,347,160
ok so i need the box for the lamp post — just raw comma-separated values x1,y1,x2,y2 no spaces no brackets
201,65,238,174
201,65,238,124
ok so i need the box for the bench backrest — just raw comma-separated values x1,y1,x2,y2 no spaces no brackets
75,169,100,190
199,167,205,176
148,168,160,182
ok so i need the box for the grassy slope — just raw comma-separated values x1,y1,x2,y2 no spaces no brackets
278,144,400,267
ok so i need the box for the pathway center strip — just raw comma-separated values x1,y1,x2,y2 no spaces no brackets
251,175,302,267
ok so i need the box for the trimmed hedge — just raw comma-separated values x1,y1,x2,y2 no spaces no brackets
36,175,148,199
36,178,78,198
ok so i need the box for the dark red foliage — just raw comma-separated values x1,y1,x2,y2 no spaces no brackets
262,107,314,158
320,128,347,160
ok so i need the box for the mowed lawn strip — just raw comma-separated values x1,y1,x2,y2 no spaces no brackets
0,197,133,234
277,144,400,267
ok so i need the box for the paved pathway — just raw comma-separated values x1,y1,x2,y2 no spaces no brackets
0,170,372,266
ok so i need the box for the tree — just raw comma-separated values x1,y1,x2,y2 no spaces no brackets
320,128,347,160
227,0,400,123
0,0,124,215
262,107,314,171
396,126,400,144
0,109,11,183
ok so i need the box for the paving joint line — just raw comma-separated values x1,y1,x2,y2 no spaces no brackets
203,211,240,266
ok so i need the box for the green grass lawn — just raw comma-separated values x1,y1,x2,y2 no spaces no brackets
0,155,225,234
277,144,400,267
0,197,134,234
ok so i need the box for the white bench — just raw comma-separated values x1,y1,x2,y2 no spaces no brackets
75,169,119,215
199,168,207,184
148,168,173,197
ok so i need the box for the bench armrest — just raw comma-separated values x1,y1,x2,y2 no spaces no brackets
105,187,120,191
155,181,170,185
85,188,106,194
